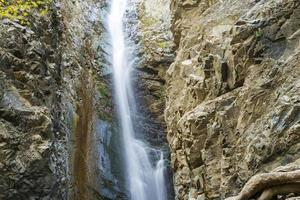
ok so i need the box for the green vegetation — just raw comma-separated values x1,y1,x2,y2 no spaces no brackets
96,82,113,121
255,28,263,38
158,41,168,49
0,0,52,25
97,83,109,98
141,16,157,27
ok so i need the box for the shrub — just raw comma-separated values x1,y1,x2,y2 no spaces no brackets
0,0,53,25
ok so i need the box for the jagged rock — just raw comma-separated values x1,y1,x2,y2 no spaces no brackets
165,0,300,199
0,0,106,199
136,0,175,122
1,0,300,199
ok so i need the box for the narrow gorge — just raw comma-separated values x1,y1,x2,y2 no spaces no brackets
0,0,299,200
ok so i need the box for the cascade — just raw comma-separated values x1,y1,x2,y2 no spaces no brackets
107,0,168,199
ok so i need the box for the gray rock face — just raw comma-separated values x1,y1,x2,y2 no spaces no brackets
165,0,300,199
0,11,66,199
136,0,175,123
0,0,107,199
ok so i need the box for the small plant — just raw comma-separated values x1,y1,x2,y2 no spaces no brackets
0,0,53,25
158,41,167,49
255,28,263,38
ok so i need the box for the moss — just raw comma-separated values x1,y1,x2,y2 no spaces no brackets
158,41,168,49
96,83,109,98
95,82,113,122
0,0,52,25
141,16,157,28
255,28,263,38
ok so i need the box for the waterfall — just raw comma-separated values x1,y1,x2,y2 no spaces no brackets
107,0,168,200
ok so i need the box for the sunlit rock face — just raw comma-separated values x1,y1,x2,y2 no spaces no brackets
165,0,300,199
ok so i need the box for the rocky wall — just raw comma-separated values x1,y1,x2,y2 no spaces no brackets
0,0,108,199
165,0,300,199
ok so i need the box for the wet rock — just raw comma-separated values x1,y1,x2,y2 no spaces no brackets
136,0,175,122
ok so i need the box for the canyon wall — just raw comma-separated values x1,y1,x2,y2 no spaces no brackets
0,3,68,198
0,0,173,199
165,0,300,199
1,0,300,200
0,0,113,199
135,0,176,197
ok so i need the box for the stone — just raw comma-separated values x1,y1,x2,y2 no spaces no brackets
197,194,205,200
0,0,106,199
165,0,300,199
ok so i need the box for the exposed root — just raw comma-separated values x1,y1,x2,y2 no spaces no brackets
258,183,300,200
226,170,300,200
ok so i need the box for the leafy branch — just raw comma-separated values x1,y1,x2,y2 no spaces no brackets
0,0,53,25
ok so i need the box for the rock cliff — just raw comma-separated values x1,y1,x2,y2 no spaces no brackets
0,0,113,199
0,3,67,198
165,0,300,199
1,0,300,200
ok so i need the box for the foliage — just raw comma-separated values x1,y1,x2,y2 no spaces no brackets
0,0,52,25
255,28,263,38
158,41,168,49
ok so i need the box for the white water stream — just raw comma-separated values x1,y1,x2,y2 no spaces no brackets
107,0,168,200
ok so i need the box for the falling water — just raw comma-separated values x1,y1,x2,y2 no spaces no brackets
107,0,168,200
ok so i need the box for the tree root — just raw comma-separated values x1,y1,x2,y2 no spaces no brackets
226,170,300,200
258,183,300,200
